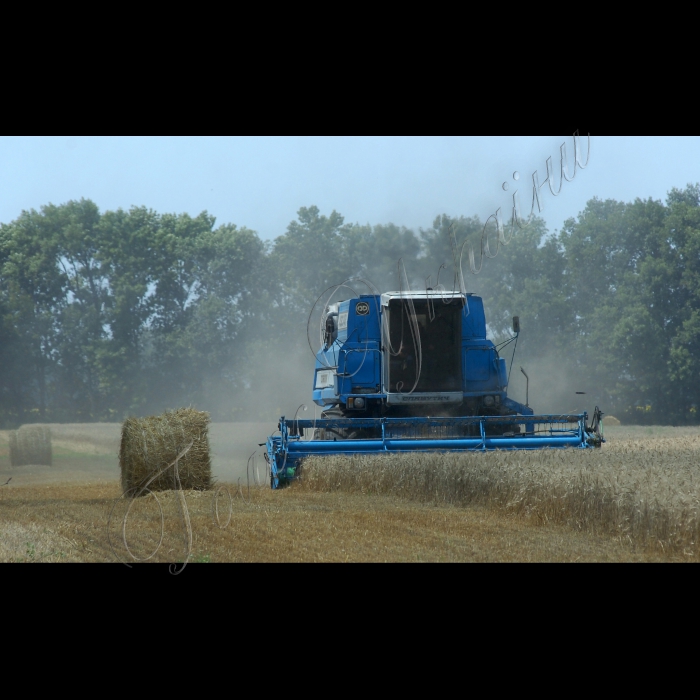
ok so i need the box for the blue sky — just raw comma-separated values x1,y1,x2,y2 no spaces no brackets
0,136,697,241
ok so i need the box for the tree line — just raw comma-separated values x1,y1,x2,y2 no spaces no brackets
2,185,699,426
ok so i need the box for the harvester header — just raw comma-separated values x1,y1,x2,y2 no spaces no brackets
266,290,603,488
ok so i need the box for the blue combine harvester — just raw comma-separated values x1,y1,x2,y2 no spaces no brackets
266,291,604,488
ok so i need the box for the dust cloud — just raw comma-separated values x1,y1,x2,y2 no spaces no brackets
504,345,602,418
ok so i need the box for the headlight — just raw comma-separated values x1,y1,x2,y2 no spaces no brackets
483,395,495,407
354,397,365,409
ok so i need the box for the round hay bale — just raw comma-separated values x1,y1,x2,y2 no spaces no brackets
120,408,212,494
605,415,621,426
9,426,52,466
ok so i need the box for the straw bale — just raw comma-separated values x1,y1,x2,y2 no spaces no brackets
120,408,212,494
9,426,52,466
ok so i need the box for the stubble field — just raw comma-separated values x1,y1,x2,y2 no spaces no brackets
1,423,699,563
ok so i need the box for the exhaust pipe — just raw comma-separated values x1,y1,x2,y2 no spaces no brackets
520,367,529,407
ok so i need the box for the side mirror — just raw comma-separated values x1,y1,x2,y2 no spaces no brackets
512,316,520,334
324,313,337,347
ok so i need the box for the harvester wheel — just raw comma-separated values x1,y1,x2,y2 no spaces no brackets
313,409,382,440
486,424,521,437
315,409,349,440
326,427,350,440
313,427,348,439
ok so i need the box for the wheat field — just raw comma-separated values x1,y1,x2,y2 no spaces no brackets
1,424,699,562
298,426,700,557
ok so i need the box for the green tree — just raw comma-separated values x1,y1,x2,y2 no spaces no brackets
556,188,700,424
0,206,67,421
142,213,267,417
330,221,423,293
96,205,162,416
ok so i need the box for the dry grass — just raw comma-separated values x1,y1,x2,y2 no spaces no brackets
119,409,212,493
0,482,665,563
3,423,700,562
297,426,700,557
0,421,271,484
47,423,121,454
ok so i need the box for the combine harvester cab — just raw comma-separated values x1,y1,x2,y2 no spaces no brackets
266,291,604,488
